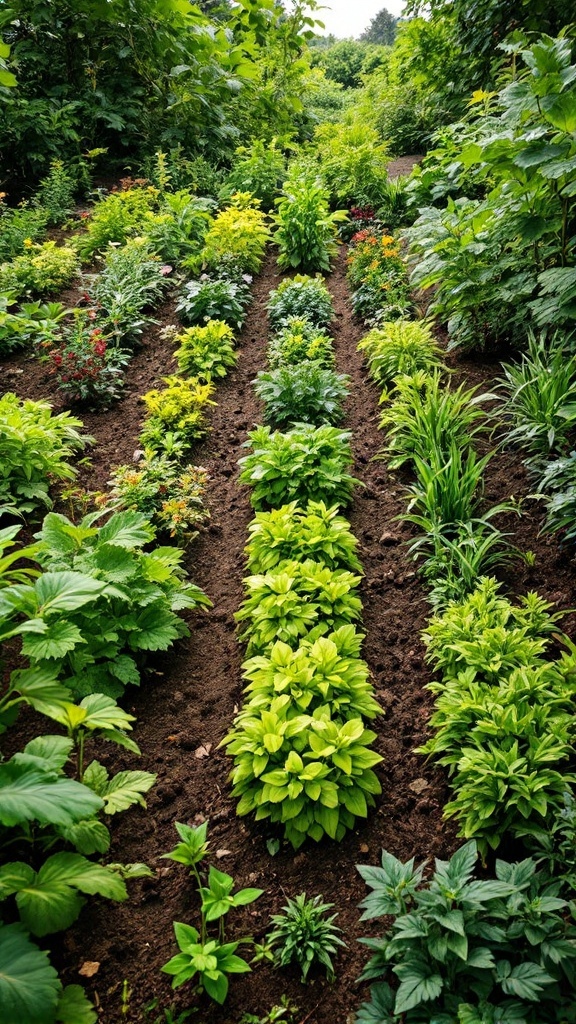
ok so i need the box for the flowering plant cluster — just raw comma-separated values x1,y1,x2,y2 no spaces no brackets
45,311,129,407
347,231,412,325
103,452,209,542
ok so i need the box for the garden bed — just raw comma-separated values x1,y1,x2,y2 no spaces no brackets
4,235,576,1022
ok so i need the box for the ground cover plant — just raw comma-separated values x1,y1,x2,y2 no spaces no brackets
174,321,237,382
267,317,335,369
254,363,349,428
267,276,334,331
0,241,79,299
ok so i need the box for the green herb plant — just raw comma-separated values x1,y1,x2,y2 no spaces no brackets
254,363,349,428
267,892,346,982
174,320,237,382
267,276,334,331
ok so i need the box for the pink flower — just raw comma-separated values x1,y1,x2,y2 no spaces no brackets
160,265,173,276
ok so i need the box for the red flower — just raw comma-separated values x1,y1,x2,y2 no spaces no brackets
94,340,106,357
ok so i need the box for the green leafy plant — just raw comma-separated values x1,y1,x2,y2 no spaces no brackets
356,840,576,1023
378,372,489,469
498,334,576,469
236,559,363,656
254,363,349,428
220,140,286,211
314,121,390,209
241,626,379,721
140,376,216,452
245,500,362,574
174,320,237,382
161,820,263,1004
267,275,334,331
0,393,89,514
78,185,160,259
224,707,382,848
539,453,576,546
176,277,251,331
14,509,211,698
267,317,334,369
0,197,47,261
194,195,271,275
0,295,67,356
91,239,168,347
35,160,76,226
238,424,359,510
142,190,212,264
267,892,346,982
358,320,443,389
104,454,209,542
273,170,347,273
0,241,79,300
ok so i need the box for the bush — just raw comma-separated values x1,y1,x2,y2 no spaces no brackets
245,500,362,574
35,160,76,226
141,190,212,264
220,140,286,211
174,320,237,382
314,122,390,209
267,317,334,369
0,241,79,299
358,319,442,388
273,171,346,273
267,276,334,331
254,363,349,428
0,199,47,261
140,376,216,452
78,185,160,260
194,194,271,275
238,423,359,510
91,239,169,347
45,315,129,408
0,393,88,513
177,277,251,331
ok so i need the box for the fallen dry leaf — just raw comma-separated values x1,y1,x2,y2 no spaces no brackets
194,743,212,759
409,778,429,795
216,849,232,859
79,961,100,978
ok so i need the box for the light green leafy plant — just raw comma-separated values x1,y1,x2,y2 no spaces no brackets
273,170,346,273
267,275,334,331
238,423,359,510
174,319,237,381
267,317,334,369
0,241,79,299
254,363,349,428
245,500,362,574
358,319,443,390
140,376,216,452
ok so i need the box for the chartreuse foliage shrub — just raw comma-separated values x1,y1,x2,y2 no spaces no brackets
194,194,271,276
77,185,160,259
267,275,334,330
418,578,576,855
6,509,210,699
220,140,286,211
245,500,362,574
358,320,443,390
140,376,216,452
356,840,576,1024
238,424,359,510
314,122,390,210
267,317,335,369
0,197,47,261
0,241,79,300
0,394,89,514
254,363,349,428
273,170,347,273
174,320,237,382
235,559,363,656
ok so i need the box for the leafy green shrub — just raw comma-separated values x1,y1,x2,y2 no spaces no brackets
91,239,168,346
267,276,334,331
0,241,79,299
236,559,362,655
104,454,209,543
238,424,359,510
0,296,66,356
245,500,362,574
378,371,487,469
78,185,160,259
254,363,349,428
224,707,382,848
498,335,576,468
267,893,345,982
140,376,216,452
241,626,378,721
194,195,271,275
267,317,334,369
539,454,576,546
20,509,210,698
314,122,389,209
358,319,443,389
402,444,503,537
220,140,286,211
273,171,346,272
0,393,88,513
0,199,47,261
177,277,251,330
174,320,237,382
141,190,212,264
35,159,76,226
356,840,576,1023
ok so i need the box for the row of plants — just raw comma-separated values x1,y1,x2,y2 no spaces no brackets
223,273,383,852
352,216,576,1023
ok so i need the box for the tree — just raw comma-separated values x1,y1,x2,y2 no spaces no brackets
360,7,398,46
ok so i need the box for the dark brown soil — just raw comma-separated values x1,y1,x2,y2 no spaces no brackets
3,209,576,1023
